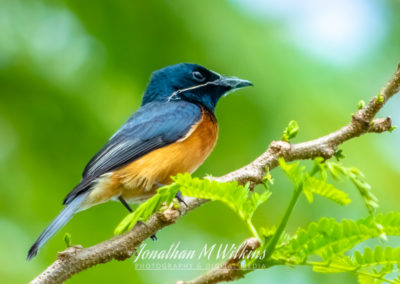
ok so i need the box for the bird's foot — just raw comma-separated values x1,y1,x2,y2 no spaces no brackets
175,190,187,207
135,220,158,241
157,182,187,207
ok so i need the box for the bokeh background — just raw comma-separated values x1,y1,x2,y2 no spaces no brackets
1,0,399,283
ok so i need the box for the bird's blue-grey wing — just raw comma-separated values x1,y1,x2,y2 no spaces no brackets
63,101,201,205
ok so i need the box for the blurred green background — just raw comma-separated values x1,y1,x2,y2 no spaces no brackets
1,0,399,283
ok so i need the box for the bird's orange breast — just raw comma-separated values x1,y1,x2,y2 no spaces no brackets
83,108,218,207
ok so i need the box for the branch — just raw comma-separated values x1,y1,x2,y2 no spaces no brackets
179,63,400,284
31,64,400,284
176,238,260,284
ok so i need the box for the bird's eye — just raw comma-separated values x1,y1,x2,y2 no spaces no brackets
192,71,206,82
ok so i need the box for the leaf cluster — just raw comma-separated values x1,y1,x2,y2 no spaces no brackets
115,173,270,235
114,184,180,234
248,159,399,284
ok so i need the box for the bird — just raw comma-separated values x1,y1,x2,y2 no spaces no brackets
27,63,252,260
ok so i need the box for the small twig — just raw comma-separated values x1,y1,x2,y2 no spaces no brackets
31,64,400,284
177,238,260,284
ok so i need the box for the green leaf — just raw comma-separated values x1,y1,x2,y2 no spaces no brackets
334,149,346,161
313,246,400,283
174,173,271,222
64,232,72,248
282,120,300,142
259,226,277,238
114,183,180,234
278,213,400,263
302,252,399,283
280,159,350,206
358,100,366,109
357,274,375,284
303,175,351,205
312,264,344,274
321,161,378,214
279,158,304,185
262,169,274,189
377,93,384,103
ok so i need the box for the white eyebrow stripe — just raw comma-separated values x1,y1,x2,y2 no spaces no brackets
167,81,214,102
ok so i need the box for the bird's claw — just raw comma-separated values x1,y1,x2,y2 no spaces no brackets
175,190,187,207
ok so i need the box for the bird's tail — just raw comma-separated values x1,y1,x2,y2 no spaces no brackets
27,192,88,260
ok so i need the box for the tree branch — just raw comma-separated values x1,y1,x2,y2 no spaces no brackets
31,64,400,284
176,238,260,284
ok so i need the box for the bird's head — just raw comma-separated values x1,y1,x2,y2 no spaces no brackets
142,63,252,111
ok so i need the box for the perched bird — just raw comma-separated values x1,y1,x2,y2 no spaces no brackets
27,63,252,260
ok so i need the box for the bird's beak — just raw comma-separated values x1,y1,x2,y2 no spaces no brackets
216,76,253,90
